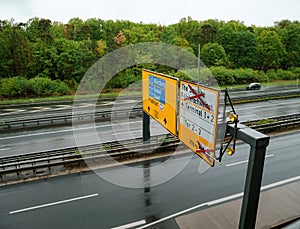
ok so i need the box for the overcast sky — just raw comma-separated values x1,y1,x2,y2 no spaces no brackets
0,0,299,26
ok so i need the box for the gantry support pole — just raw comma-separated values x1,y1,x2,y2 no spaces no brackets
227,123,270,229
143,111,150,143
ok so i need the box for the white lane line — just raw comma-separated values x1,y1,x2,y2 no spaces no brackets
55,105,71,108
9,193,99,215
226,154,274,167
240,114,256,118
137,175,300,229
225,159,248,167
137,203,208,229
111,220,146,229
0,148,10,151
239,99,298,110
0,120,142,141
261,175,300,191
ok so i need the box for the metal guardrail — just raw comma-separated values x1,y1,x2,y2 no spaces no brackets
1,113,300,183
1,89,300,131
0,106,143,131
0,134,179,182
241,113,300,133
230,90,300,102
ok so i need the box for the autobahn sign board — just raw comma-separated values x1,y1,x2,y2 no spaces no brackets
142,69,178,136
178,80,219,167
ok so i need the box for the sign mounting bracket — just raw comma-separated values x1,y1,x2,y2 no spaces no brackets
217,89,239,163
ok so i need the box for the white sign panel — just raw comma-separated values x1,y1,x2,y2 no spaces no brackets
178,80,219,167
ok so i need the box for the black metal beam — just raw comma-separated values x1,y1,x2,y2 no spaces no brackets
228,123,270,229
143,111,150,143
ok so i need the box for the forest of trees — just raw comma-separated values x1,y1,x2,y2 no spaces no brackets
0,16,300,98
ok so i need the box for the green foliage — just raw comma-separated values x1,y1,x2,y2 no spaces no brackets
210,67,268,86
0,77,30,97
255,118,277,125
276,69,296,80
201,42,228,67
217,24,258,68
0,77,71,98
0,17,300,98
257,31,287,71
210,67,236,85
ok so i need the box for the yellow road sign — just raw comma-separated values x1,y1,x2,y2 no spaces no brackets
142,69,178,136
178,80,219,167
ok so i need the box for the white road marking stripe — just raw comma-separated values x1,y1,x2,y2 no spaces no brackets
138,174,300,229
240,114,256,118
0,110,26,116
9,193,99,214
0,148,10,151
55,105,71,108
111,220,146,229
261,175,300,191
0,120,142,141
225,159,248,167
226,154,274,167
240,99,297,110
137,203,208,229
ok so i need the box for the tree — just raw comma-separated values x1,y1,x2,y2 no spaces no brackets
257,30,287,71
160,26,178,44
201,42,228,67
172,17,202,54
217,23,258,68
276,21,300,68
54,39,96,82
0,20,32,78
200,23,217,47
234,31,258,68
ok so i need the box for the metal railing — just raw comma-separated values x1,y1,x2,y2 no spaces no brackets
1,89,300,131
1,113,300,183
0,134,179,182
241,113,300,133
0,106,143,131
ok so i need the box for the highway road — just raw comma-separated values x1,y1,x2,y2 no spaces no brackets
0,97,300,157
0,131,300,228
1,84,299,120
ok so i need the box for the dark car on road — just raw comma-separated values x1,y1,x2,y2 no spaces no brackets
246,83,261,90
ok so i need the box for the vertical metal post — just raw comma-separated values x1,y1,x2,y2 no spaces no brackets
227,124,270,229
143,111,150,143
239,139,269,229
198,44,201,85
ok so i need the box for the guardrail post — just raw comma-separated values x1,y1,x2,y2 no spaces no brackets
143,111,150,143
227,123,270,229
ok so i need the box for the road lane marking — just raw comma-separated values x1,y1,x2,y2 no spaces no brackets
0,148,10,151
111,220,146,229
225,159,248,167
9,193,99,214
138,175,300,229
0,120,142,141
261,175,300,191
238,99,298,110
225,154,274,167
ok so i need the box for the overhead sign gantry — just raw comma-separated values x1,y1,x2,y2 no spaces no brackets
142,69,270,228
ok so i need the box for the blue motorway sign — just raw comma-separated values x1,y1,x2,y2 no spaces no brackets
149,75,166,104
